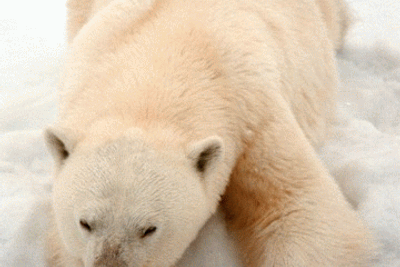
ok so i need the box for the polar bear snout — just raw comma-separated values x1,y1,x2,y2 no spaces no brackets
93,241,127,267
87,233,149,267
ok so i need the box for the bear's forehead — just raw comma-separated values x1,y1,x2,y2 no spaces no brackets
76,138,158,172
74,161,175,218
83,137,185,176
70,140,187,191
79,187,168,219
63,135,197,207
93,137,154,159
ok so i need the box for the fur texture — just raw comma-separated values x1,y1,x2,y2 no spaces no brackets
45,0,375,266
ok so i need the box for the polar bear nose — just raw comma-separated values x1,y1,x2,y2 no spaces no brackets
94,242,127,267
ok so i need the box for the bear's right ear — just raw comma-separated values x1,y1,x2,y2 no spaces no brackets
187,136,224,178
44,127,80,165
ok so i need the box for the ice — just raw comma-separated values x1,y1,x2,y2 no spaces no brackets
1,0,399,266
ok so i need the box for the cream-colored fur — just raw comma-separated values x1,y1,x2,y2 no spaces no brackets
45,0,375,266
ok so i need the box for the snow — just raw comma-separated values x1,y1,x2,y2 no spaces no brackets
1,0,399,266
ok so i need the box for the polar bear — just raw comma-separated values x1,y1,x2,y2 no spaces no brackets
45,0,375,266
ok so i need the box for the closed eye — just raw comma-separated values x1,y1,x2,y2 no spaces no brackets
80,219,93,232
141,226,157,238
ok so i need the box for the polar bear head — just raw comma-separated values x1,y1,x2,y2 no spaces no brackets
45,126,226,267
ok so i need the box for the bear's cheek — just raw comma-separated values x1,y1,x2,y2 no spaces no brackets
54,204,87,257
52,177,88,257
152,197,210,264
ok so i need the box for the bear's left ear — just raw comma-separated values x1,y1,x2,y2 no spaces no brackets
187,136,224,178
44,127,81,166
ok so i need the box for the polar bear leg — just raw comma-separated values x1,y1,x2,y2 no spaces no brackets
221,98,374,267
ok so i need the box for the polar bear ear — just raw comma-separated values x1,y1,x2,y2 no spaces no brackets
44,127,80,165
187,136,224,178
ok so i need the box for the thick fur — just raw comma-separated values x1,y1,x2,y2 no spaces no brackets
45,0,375,266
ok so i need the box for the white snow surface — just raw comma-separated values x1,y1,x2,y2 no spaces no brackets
1,0,399,266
